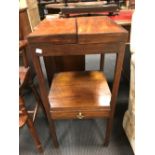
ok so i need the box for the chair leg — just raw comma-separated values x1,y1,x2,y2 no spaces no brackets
26,117,43,153
30,82,47,119
103,117,113,146
30,81,59,147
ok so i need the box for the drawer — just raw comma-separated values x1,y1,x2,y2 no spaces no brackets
51,109,110,120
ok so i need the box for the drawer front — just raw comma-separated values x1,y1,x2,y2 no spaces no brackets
51,109,110,120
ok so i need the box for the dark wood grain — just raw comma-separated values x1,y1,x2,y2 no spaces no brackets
28,17,84,81
51,109,110,119
49,71,111,119
28,16,128,147
104,43,126,146
49,71,111,111
29,42,121,56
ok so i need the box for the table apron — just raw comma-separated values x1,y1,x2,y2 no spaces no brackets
29,42,124,56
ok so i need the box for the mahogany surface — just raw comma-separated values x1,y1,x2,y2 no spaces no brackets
29,18,77,44
28,16,128,147
77,16,128,44
28,17,85,83
49,71,111,119
49,71,111,109
28,16,128,44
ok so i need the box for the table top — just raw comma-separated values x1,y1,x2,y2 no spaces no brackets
28,16,128,44
77,16,127,43
28,18,77,44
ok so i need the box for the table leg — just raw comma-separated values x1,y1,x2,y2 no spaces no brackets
104,117,113,146
100,54,105,71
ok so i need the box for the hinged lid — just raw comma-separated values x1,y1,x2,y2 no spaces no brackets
28,16,128,45
28,18,77,44
77,16,128,44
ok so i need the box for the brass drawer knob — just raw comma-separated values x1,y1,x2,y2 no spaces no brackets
76,112,84,119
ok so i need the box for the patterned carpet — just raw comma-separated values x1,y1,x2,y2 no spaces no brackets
20,53,134,155
19,110,134,155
